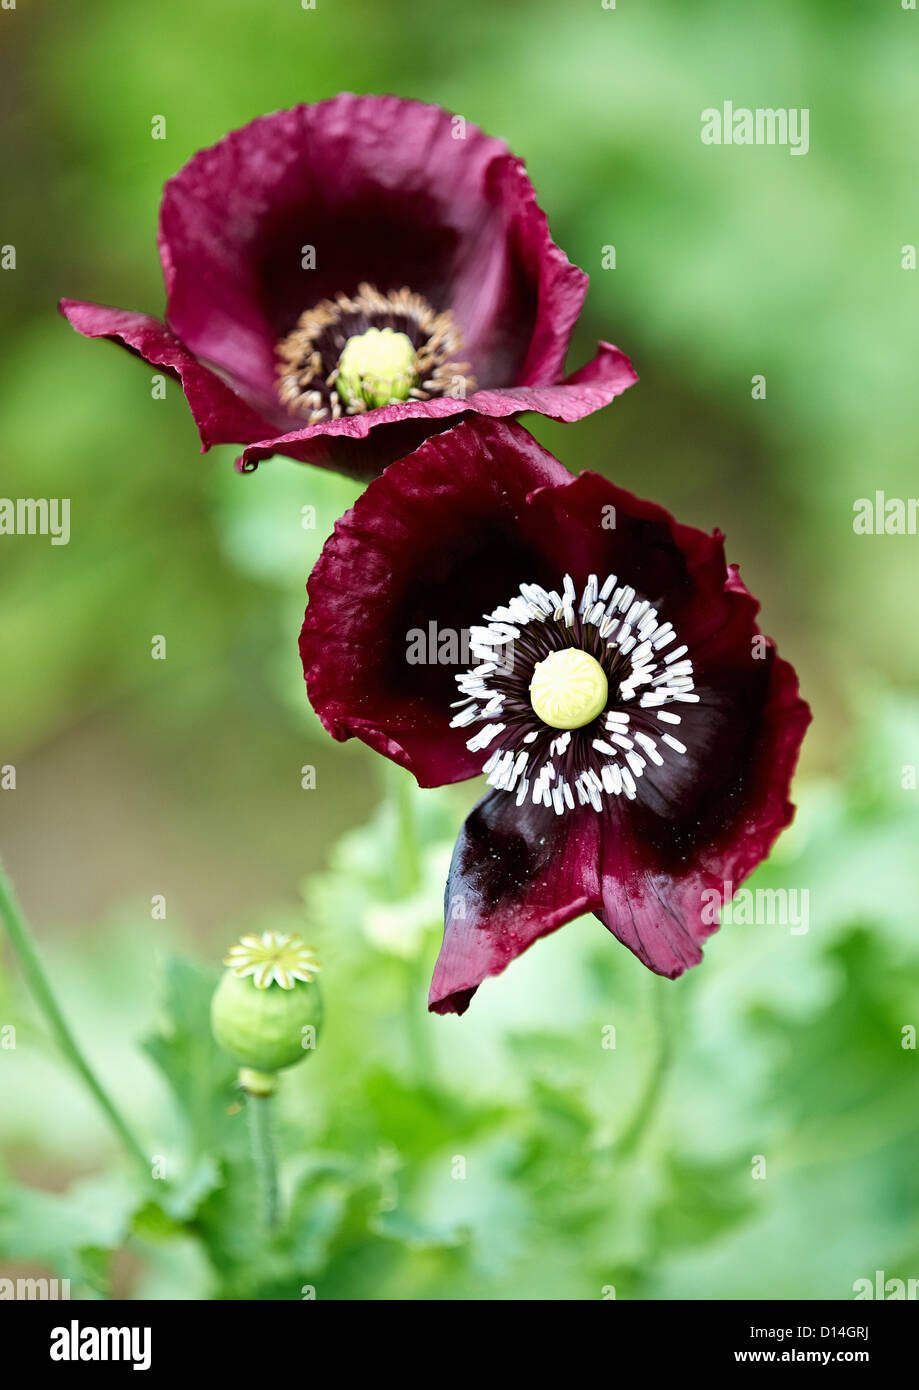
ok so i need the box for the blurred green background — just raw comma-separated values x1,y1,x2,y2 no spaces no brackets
1,0,918,1299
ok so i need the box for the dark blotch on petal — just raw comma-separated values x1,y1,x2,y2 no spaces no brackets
431,792,599,1015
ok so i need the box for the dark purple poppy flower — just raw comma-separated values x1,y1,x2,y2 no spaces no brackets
59,95,637,482
300,419,810,1014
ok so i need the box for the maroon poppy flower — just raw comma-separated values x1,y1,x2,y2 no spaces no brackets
59,95,637,482
301,419,810,1014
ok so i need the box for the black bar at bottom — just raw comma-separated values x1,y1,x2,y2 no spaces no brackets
2,1297,915,1377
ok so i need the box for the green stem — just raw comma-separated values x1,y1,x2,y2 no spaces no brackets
0,860,150,1173
385,762,421,894
615,976,673,1159
381,764,437,1083
247,1093,281,1230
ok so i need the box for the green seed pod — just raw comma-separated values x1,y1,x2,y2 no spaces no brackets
210,932,322,1085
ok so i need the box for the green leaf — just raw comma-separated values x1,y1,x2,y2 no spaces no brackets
0,1169,141,1298
140,957,239,1156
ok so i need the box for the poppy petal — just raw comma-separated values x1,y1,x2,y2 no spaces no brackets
58,299,276,450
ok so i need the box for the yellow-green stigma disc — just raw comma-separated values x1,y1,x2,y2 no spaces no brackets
529,648,609,730
336,327,417,409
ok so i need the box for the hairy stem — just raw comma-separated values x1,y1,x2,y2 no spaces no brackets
247,1092,281,1230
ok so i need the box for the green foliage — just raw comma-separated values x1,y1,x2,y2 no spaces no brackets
2,704,918,1298
0,1170,141,1297
141,958,238,1156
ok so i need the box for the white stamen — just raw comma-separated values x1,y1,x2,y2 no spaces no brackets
579,574,597,615
467,722,505,752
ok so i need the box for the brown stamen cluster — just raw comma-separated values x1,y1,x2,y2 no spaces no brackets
275,282,475,423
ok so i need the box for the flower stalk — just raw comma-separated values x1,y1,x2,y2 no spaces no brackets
614,976,673,1160
246,1090,281,1231
0,861,149,1173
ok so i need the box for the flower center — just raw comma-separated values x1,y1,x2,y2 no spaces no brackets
336,327,417,409
451,572,697,815
276,282,475,424
529,648,608,729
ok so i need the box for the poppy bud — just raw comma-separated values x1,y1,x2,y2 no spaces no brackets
210,931,322,1092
